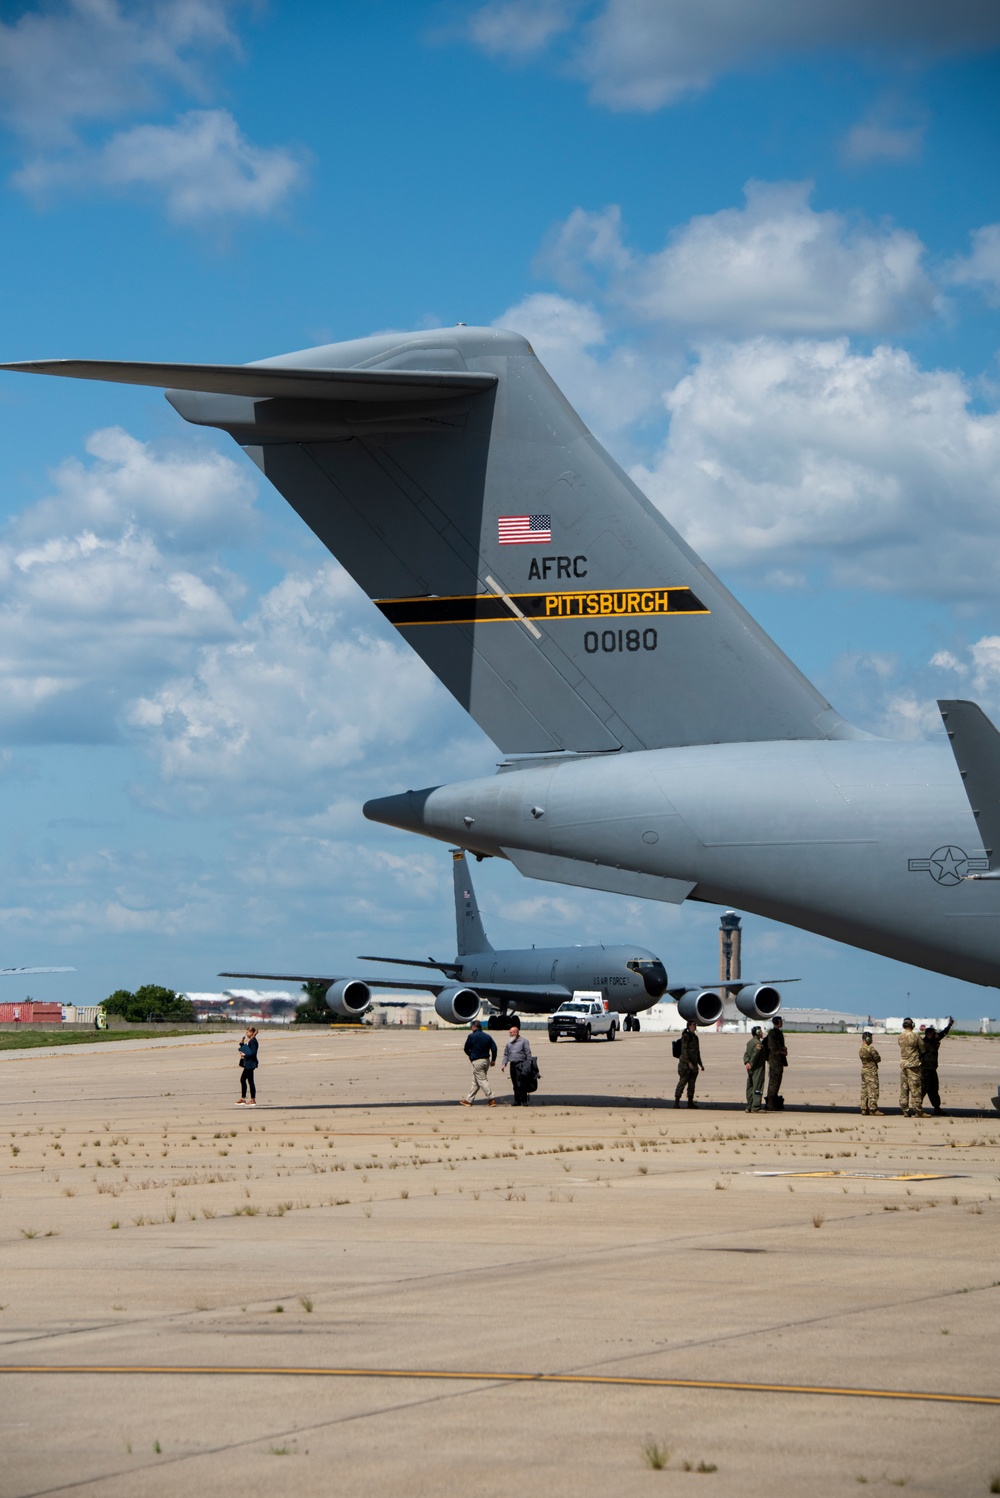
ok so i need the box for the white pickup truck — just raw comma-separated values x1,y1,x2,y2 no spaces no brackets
548,996,620,1043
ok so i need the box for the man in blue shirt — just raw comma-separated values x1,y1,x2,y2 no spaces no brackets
461,1019,498,1105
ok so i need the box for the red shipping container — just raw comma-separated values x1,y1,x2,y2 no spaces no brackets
0,1002,63,1023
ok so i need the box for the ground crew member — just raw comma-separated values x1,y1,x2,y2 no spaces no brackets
859,1030,883,1115
674,1019,704,1108
743,1026,764,1112
460,1018,497,1106
897,1017,924,1116
921,1016,954,1113
763,1016,787,1110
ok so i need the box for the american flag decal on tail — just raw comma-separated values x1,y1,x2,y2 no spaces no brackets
498,513,551,545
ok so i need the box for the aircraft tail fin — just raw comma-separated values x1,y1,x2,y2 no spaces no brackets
453,849,492,956
3,329,857,752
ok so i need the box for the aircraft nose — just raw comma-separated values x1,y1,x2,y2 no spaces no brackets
363,787,436,832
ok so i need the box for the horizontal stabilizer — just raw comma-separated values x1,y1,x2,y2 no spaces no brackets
0,359,496,403
938,700,1000,869
357,955,460,975
502,846,695,904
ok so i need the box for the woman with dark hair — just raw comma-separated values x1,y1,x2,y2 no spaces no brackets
237,1026,259,1107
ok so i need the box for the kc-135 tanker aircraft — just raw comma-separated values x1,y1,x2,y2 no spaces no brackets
5,326,1000,990
220,849,792,1028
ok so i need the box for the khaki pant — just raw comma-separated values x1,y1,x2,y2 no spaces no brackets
899,1063,922,1114
860,1068,879,1112
467,1057,494,1102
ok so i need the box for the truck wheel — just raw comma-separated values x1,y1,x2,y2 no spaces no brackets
607,1022,616,1040
548,1031,558,1043
583,1023,592,1041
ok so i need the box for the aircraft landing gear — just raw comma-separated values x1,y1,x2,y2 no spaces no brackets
486,1013,518,1031
623,1014,641,1032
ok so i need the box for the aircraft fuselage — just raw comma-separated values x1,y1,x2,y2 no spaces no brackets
367,737,1000,988
452,943,666,1015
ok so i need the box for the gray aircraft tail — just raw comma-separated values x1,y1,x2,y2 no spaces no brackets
453,849,492,956
1,331,857,753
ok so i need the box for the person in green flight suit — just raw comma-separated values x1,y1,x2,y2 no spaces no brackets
743,1026,764,1112
920,1017,954,1114
763,1016,788,1110
674,1019,705,1108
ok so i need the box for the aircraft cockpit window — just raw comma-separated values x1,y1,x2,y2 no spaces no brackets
627,958,668,997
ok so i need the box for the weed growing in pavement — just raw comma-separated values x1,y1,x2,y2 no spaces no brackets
812,1213,825,1228
270,1445,291,1456
19,1228,38,1238
299,1296,313,1313
153,1440,161,1454
642,1439,670,1470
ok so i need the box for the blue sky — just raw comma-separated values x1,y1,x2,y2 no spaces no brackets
1,0,999,1019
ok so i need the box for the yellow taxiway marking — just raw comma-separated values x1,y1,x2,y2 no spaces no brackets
1,1366,997,1407
752,1170,954,1180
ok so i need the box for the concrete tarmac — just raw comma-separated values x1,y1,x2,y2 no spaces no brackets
1,1027,999,1497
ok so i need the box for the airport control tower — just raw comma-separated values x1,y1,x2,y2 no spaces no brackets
719,911,742,1028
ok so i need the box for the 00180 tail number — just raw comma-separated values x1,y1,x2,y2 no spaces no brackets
584,628,658,654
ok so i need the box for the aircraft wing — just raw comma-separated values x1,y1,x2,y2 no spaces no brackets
0,359,496,404
0,966,75,975
220,970,456,995
665,978,799,997
219,971,573,1013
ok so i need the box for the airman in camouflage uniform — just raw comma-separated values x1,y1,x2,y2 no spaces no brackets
674,1020,704,1108
743,1026,765,1112
897,1017,925,1116
859,1031,882,1115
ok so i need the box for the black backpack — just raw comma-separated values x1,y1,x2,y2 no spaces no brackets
671,1036,683,1058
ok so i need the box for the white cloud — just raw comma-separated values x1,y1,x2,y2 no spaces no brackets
2,2,304,224
632,336,1000,598
466,0,1000,111
946,224,1000,305
128,563,491,814
841,120,924,165
16,108,305,223
0,426,254,742
466,0,578,57
540,184,938,335
0,0,237,145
